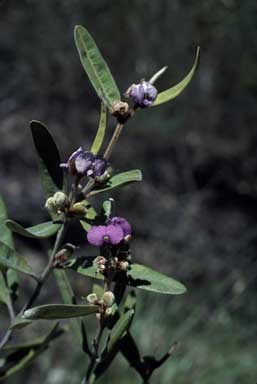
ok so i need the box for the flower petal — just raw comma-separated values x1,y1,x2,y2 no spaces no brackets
87,225,106,246
106,224,124,245
110,217,132,236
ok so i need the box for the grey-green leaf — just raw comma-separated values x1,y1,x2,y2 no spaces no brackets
69,258,104,280
0,241,34,277
30,120,64,198
5,220,61,239
91,103,107,154
108,309,134,352
24,304,99,320
74,25,120,109
9,317,33,330
128,263,187,295
53,269,82,343
89,170,142,196
153,47,200,106
0,271,11,305
0,196,14,249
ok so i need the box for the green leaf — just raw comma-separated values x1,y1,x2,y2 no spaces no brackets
128,263,187,295
69,257,104,280
122,290,136,313
92,283,104,299
0,323,64,380
6,268,19,302
5,220,61,239
108,309,134,352
89,170,142,196
74,25,120,109
0,196,14,249
91,103,107,154
53,269,82,343
0,271,11,306
153,47,200,106
0,196,20,300
9,318,33,330
30,120,64,198
24,304,99,320
0,241,34,277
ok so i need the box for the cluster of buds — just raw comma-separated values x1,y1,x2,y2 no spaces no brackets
45,191,69,215
87,216,132,247
93,254,130,275
87,290,115,317
125,80,158,108
60,147,108,180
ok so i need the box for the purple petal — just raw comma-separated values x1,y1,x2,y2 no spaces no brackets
92,157,108,177
87,225,106,246
110,217,132,236
75,152,93,175
106,224,124,245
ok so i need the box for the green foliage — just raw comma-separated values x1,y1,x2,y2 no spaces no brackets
0,241,33,277
107,309,134,353
24,304,99,320
30,120,64,198
74,25,120,109
5,220,61,239
153,47,200,106
91,103,107,155
128,263,187,295
0,271,11,306
89,170,142,196
53,269,83,343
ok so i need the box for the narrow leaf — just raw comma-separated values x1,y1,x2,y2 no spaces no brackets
9,318,33,330
128,263,187,295
0,241,34,277
0,271,11,306
74,25,120,109
0,195,20,300
68,257,104,281
24,304,98,320
53,269,83,343
89,170,142,196
0,196,14,249
5,220,61,239
91,103,107,155
108,309,134,352
153,47,200,106
30,120,63,198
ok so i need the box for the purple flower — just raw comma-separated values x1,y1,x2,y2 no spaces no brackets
87,217,132,247
92,156,108,177
126,81,158,108
109,217,132,237
60,148,107,178
87,224,124,246
60,148,94,177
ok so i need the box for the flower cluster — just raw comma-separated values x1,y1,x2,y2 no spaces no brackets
125,80,158,107
60,148,108,179
87,216,132,246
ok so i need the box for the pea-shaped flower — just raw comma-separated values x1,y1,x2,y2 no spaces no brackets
87,217,132,247
126,80,158,108
60,148,107,179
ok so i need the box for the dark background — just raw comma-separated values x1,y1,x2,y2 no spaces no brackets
0,1,257,383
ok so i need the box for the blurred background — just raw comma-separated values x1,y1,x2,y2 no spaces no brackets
0,1,257,383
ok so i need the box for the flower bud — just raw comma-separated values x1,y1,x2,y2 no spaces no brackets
53,191,68,210
125,80,158,108
87,293,98,304
69,202,88,217
102,291,115,307
45,197,56,213
60,148,95,178
118,261,129,271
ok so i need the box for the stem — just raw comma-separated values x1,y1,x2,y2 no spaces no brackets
103,123,124,161
0,224,67,351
